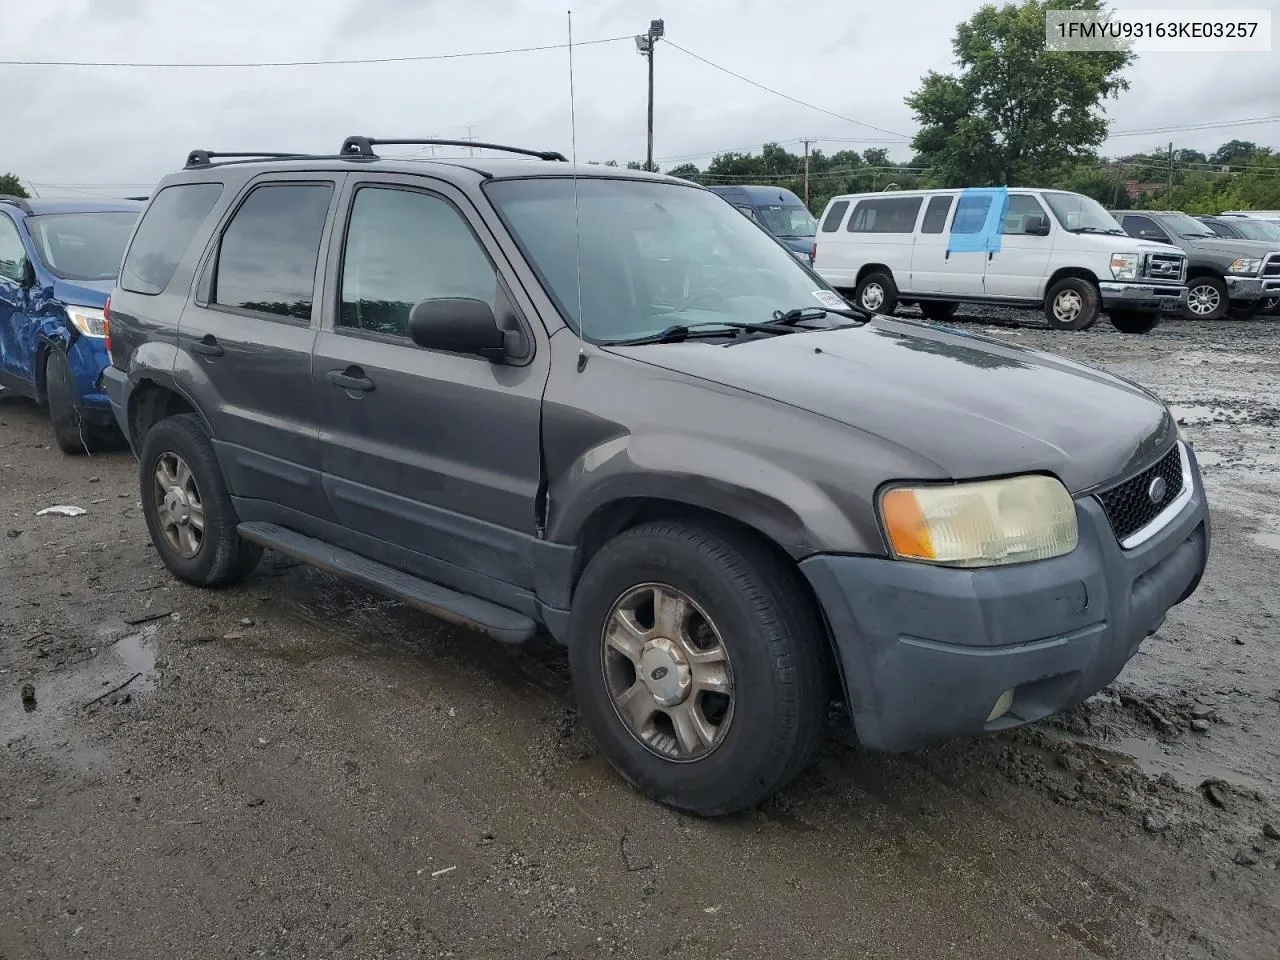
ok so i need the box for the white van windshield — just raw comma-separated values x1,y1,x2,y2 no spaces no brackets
1042,192,1126,236
486,177,852,344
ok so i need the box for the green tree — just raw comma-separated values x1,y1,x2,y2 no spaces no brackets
1209,139,1257,169
665,163,701,182
906,0,1133,187
0,173,28,197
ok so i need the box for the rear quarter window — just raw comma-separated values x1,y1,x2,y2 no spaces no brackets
847,196,923,234
120,182,224,295
820,200,850,232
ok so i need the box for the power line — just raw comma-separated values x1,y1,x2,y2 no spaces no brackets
1107,115,1280,138
663,39,911,141
0,35,630,68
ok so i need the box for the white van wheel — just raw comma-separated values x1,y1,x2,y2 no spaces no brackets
1044,278,1100,331
855,271,898,315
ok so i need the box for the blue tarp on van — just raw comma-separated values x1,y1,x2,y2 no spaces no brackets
946,187,1009,255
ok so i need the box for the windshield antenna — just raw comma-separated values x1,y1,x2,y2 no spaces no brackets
567,10,587,372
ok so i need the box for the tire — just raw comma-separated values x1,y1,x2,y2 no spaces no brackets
854,270,898,315
138,413,262,588
1227,300,1266,320
1263,297,1280,316
568,521,830,816
1184,276,1228,320
1044,278,1100,331
920,301,958,322
45,348,114,455
1108,309,1161,335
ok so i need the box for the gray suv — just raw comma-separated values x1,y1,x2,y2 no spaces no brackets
1111,209,1280,320
103,137,1210,815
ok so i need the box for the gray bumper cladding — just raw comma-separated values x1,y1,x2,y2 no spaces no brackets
800,450,1210,753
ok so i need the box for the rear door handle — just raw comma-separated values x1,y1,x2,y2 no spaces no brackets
326,368,375,393
190,335,223,357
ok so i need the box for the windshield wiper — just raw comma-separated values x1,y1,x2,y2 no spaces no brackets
1070,226,1126,235
772,304,867,326
614,320,800,345
1179,233,1217,239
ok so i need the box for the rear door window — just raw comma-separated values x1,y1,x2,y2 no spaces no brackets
920,196,953,234
950,195,993,235
847,196,922,234
212,183,333,321
120,183,223,295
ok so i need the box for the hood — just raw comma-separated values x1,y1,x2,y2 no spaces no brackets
51,277,113,307
1175,234,1278,258
610,316,1174,493
778,235,815,255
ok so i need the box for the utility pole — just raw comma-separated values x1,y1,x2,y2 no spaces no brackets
635,19,664,172
465,125,476,158
803,139,811,207
1167,141,1174,200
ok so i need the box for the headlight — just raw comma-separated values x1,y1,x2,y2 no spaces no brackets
1227,258,1262,275
1110,253,1139,281
879,475,1079,567
67,306,107,338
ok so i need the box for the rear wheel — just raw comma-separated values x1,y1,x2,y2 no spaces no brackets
1184,276,1228,320
1108,310,1161,335
45,348,114,455
920,301,958,322
1044,278,1100,331
854,271,898,315
139,414,262,588
568,521,829,816
1227,299,1266,319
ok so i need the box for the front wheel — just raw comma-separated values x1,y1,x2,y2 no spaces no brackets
45,348,114,455
1108,309,1161,335
1184,276,1228,320
1044,278,1100,330
139,414,263,588
854,271,898,315
568,521,830,816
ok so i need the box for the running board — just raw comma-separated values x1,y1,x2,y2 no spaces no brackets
237,522,538,645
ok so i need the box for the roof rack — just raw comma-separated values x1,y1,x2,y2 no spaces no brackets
0,194,34,214
184,150,323,169
339,136,567,163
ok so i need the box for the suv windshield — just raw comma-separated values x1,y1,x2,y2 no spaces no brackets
27,211,138,282
756,203,818,238
486,178,847,343
1042,192,1124,234
1228,219,1280,242
1159,212,1216,238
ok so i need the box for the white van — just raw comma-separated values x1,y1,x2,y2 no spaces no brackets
811,187,1189,333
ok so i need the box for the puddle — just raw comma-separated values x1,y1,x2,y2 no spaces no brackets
1193,450,1224,467
1169,404,1253,426
2,627,160,769
1175,350,1280,366
1074,734,1277,795
1251,531,1280,551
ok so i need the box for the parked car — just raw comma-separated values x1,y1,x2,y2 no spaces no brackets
706,185,817,260
1110,210,1280,320
1219,209,1280,221
103,139,1209,816
1197,215,1280,315
0,195,142,452
812,187,1188,334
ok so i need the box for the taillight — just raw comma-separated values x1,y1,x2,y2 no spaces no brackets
103,296,113,362
810,241,817,264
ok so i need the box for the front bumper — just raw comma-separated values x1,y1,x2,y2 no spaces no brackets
1099,281,1188,312
1224,275,1280,300
800,445,1210,753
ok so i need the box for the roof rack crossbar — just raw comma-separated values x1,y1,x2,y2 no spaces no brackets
185,150,323,169
340,136,567,163
0,194,34,214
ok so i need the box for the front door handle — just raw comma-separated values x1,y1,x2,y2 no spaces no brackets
326,368,375,393
190,335,223,357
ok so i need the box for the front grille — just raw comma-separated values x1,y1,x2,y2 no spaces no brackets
1097,444,1184,543
1262,254,1280,277
1142,251,1185,282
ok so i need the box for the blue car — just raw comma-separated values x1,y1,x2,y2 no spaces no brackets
705,185,818,261
0,195,142,453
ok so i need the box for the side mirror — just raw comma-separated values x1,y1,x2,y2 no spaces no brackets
408,297,507,360
1023,215,1050,236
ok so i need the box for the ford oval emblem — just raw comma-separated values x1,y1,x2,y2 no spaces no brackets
1147,475,1167,505
650,666,669,681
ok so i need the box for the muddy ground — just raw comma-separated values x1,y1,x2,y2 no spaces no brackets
2,312,1278,960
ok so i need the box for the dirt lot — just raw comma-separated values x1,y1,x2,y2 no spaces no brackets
2,313,1278,960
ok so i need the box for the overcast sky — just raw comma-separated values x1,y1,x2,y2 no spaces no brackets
5,0,1279,198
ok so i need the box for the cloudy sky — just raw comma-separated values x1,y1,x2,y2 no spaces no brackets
5,0,1279,198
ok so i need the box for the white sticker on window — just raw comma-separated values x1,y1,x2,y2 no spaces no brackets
811,289,847,310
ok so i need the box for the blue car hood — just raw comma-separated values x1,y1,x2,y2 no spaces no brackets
51,277,113,307
777,235,814,255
